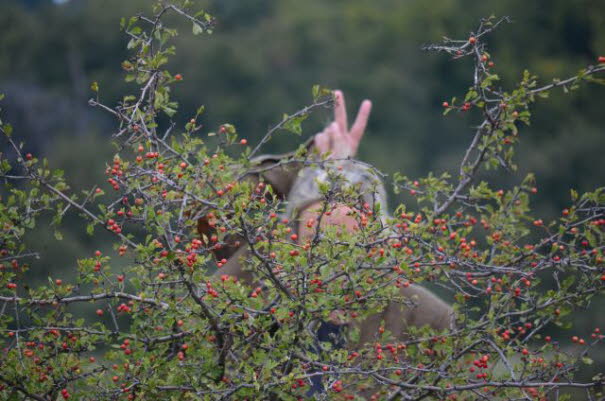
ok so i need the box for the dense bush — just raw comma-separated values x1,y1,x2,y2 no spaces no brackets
1,2,604,400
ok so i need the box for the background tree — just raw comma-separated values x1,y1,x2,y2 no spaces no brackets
1,1,604,400
1,0,604,279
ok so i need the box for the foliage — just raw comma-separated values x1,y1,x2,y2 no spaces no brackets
0,2,604,400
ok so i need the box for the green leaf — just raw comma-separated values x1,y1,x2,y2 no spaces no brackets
192,23,204,35
561,275,575,290
464,89,478,102
311,84,331,101
127,38,139,50
282,113,307,135
570,189,578,201
318,181,330,194
3,123,13,137
585,230,597,248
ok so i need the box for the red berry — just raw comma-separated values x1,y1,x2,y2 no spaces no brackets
598,56,605,64
468,36,477,44
174,74,183,81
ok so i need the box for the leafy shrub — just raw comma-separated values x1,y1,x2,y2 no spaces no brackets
1,3,604,400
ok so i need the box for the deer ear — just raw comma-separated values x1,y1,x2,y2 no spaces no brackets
249,136,315,198
197,137,314,257
258,162,302,199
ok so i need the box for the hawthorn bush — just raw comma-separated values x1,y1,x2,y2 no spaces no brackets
1,2,604,400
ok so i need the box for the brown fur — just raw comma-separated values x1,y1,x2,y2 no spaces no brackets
200,149,454,398
213,247,454,341
201,150,454,337
213,248,453,399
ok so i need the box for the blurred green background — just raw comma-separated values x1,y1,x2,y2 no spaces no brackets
1,0,604,380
